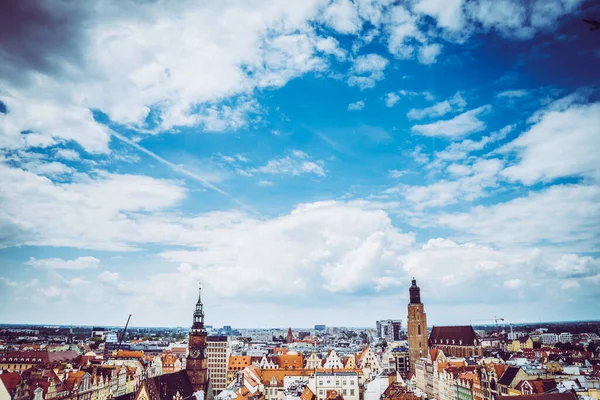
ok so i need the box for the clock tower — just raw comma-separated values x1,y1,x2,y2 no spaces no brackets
186,285,210,396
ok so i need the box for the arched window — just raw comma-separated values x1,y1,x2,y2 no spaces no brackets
418,325,421,335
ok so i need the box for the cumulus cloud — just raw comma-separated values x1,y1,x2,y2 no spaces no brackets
0,163,188,250
403,158,503,209
411,105,491,138
407,92,466,120
347,54,389,90
322,0,362,34
158,201,415,297
347,100,365,111
54,148,80,161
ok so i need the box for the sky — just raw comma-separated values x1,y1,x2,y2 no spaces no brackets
0,0,599,329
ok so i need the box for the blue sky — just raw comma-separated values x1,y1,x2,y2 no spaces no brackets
0,0,599,328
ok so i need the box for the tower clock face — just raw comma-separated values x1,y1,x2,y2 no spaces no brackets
191,349,201,358
203,347,208,358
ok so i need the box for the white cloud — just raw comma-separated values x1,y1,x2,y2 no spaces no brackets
253,150,326,177
347,54,389,89
389,170,407,178
497,89,529,98
385,92,401,107
418,43,442,64
407,92,466,120
54,149,80,161
410,145,429,165
560,280,580,289
434,124,513,162
436,184,600,251
21,160,75,178
347,100,365,111
504,278,523,289
0,163,188,250
258,180,273,187
159,201,415,296
322,0,362,34
403,158,503,209
411,105,491,138
501,102,600,184
385,90,434,108
0,94,112,154
385,5,425,60
0,0,345,153
413,0,466,31
26,256,101,270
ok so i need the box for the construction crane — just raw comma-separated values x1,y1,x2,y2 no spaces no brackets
116,314,132,353
469,316,505,336
494,316,505,337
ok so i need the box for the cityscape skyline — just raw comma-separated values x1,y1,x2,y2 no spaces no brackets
1,0,600,327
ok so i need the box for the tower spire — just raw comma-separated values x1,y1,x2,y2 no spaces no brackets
192,283,205,331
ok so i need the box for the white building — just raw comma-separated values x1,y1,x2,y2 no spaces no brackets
309,371,359,400
508,331,528,340
365,373,403,400
541,333,559,345
558,333,573,344
322,350,344,369
208,335,232,395
305,353,322,370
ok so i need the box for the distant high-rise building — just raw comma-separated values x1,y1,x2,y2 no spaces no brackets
207,335,231,395
314,325,326,331
376,320,402,342
407,279,428,373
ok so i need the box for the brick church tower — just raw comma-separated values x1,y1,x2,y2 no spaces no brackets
186,285,211,397
407,278,428,373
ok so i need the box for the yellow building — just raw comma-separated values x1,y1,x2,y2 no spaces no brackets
509,337,533,352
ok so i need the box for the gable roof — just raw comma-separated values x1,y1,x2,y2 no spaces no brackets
498,367,520,386
0,372,20,393
515,379,557,394
148,370,195,400
429,326,479,346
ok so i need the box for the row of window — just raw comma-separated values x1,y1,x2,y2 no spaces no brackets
317,380,355,386
318,389,354,396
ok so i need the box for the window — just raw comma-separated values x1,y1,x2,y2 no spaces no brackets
350,380,354,386
350,390,355,396
418,325,421,335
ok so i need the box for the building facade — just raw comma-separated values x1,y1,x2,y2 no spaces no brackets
207,335,231,395
308,372,359,400
407,279,428,374
428,326,483,358
376,320,402,343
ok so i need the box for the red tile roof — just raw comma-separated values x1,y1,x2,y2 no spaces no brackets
0,372,20,392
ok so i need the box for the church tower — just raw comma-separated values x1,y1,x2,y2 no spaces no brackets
186,285,210,397
407,278,428,373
